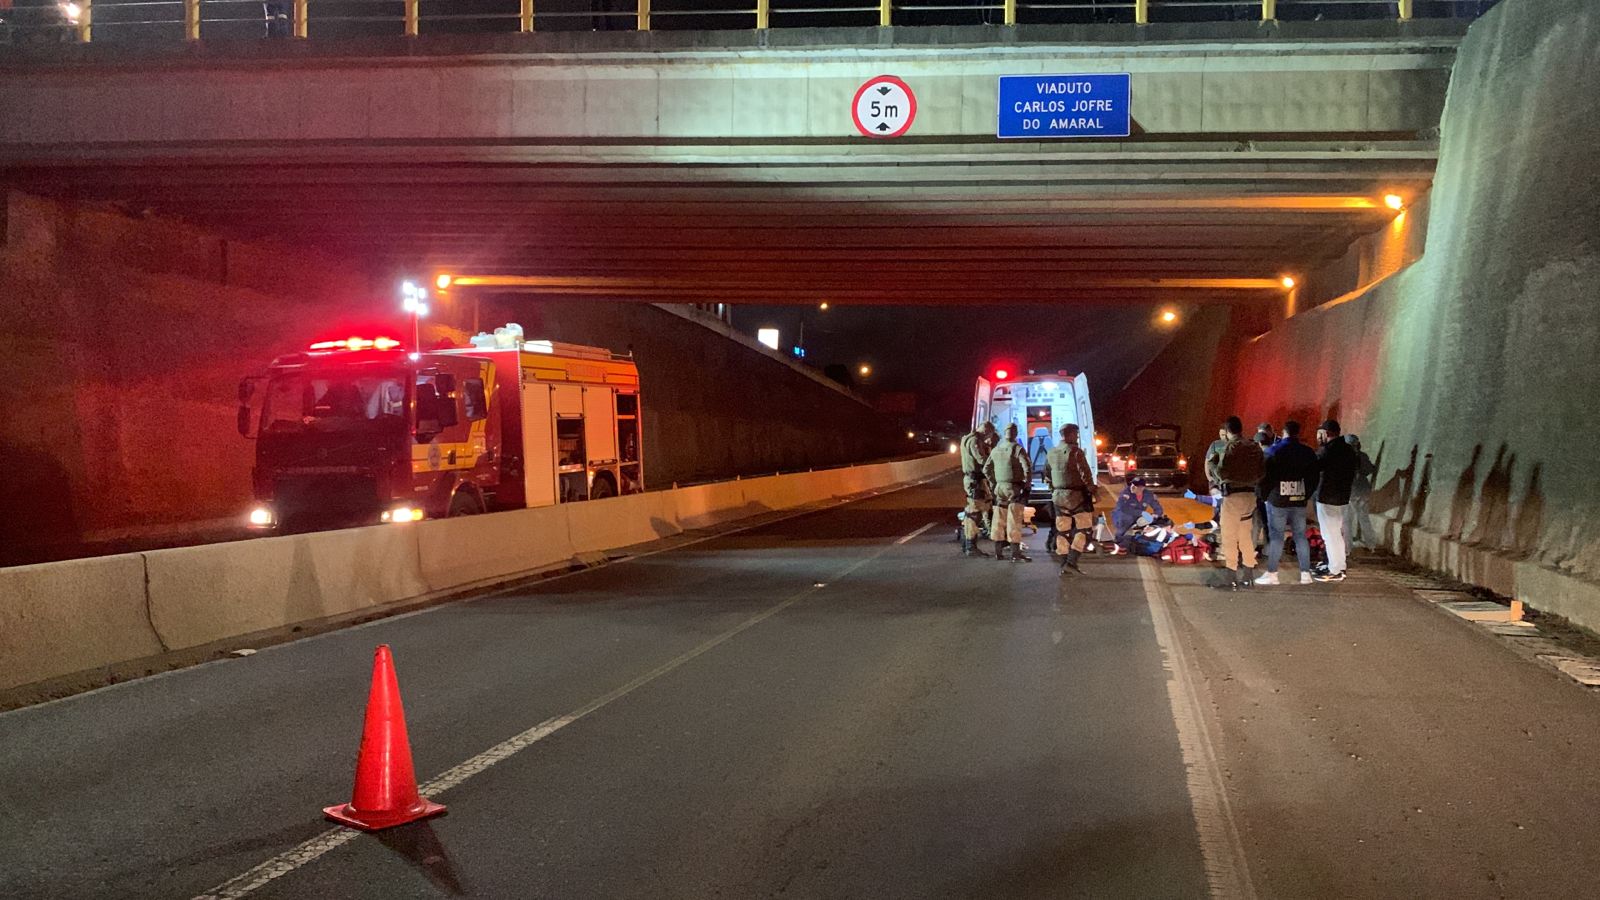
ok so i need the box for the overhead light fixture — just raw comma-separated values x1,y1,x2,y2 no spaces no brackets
1383,193,1405,211
1160,310,1178,324
435,273,454,290
1280,276,1297,290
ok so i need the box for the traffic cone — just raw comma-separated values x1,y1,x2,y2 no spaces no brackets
323,645,446,831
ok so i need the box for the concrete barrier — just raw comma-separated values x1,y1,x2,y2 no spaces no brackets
145,525,427,652
0,454,955,702
0,555,164,693
417,503,574,593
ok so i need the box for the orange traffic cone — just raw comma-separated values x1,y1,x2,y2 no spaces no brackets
324,645,447,831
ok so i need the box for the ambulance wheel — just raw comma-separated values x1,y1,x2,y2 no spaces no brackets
448,490,484,517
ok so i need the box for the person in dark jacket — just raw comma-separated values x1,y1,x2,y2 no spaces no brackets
1313,419,1359,582
1258,421,1319,585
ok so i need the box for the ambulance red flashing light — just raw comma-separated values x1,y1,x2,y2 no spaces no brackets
994,369,1009,380
307,336,404,352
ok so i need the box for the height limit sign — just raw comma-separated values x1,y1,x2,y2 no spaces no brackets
852,75,917,139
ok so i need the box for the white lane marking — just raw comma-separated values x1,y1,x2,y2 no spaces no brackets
895,521,938,544
1137,558,1257,900
192,518,936,900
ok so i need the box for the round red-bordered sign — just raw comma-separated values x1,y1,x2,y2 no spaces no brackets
851,75,917,139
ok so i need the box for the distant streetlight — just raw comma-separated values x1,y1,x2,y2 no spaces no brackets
1280,275,1297,290
1160,309,1178,325
401,280,429,354
1383,193,1405,211
858,363,872,378
819,302,830,311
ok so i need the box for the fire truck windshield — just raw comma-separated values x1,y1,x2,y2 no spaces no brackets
262,370,407,433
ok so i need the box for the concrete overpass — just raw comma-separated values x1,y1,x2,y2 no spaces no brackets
0,22,1460,305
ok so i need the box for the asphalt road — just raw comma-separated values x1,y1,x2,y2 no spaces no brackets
2,475,1599,899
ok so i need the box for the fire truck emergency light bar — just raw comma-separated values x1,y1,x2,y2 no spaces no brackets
308,337,404,352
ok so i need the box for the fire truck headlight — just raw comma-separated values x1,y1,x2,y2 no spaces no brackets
383,506,425,524
247,506,275,528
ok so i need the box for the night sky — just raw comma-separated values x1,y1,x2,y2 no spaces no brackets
734,303,1184,428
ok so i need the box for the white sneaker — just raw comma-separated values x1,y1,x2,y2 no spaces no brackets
1300,572,1314,585
1256,572,1280,585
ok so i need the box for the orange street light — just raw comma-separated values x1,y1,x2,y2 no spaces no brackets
1280,275,1297,290
858,364,872,377
435,273,454,291
1383,193,1405,211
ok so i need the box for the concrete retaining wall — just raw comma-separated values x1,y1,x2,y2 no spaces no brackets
1208,0,1600,632
0,453,954,701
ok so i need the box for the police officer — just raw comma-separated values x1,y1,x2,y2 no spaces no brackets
957,421,997,557
984,422,1032,562
1045,423,1096,575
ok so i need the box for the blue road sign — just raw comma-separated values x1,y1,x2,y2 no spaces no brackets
997,73,1131,139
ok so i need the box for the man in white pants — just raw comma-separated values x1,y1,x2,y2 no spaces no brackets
1313,419,1359,583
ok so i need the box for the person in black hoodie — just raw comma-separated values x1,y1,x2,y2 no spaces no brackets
1314,419,1359,583
1258,420,1320,585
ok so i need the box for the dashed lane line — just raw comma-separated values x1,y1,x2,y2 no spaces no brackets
192,518,935,900
1137,558,1258,900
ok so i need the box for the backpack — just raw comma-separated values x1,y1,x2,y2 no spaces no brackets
1218,439,1265,486
1160,535,1205,565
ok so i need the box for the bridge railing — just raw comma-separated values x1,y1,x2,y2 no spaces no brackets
0,0,1489,44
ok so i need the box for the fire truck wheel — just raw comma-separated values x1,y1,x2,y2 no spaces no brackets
448,490,485,517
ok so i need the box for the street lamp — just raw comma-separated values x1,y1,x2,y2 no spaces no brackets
401,280,430,358
858,363,872,378
1160,309,1178,325
819,302,830,311
1383,193,1405,211
1280,275,1297,290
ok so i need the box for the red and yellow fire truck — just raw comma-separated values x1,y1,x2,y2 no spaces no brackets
238,325,642,530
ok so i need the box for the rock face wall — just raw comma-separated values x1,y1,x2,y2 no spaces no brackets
1225,0,1600,588
0,193,898,564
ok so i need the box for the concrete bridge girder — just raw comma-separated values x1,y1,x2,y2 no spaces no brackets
0,41,1454,150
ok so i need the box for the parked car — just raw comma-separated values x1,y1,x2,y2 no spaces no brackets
1131,424,1189,491
1105,442,1135,480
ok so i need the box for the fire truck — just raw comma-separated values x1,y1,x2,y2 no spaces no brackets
238,324,642,530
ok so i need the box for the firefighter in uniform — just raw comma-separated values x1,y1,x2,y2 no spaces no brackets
1045,423,1096,576
984,422,1032,562
958,421,997,557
